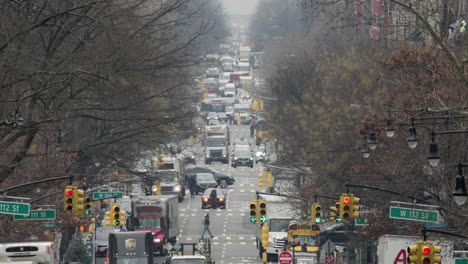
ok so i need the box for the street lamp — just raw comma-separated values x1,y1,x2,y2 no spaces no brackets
407,123,418,149
453,163,468,206
361,137,370,159
367,131,377,150
427,133,440,167
385,119,395,137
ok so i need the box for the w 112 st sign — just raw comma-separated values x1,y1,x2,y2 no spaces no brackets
389,206,439,223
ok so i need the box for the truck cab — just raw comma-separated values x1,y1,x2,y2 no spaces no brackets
108,231,154,264
156,156,185,202
204,135,229,164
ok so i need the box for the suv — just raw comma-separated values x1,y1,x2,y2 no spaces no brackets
232,148,254,168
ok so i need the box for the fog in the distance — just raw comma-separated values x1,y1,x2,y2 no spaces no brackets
222,0,259,15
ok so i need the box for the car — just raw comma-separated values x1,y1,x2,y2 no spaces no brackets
232,148,254,168
255,145,266,163
185,167,235,188
181,150,196,164
201,188,227,209
194,173,218,194
225,106,234,117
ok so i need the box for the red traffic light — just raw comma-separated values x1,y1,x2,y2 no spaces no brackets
343,197,350,204
66,190,74,196
422,247,431,255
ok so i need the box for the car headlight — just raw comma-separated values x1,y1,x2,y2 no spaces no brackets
223,154,226,157
173,185,182,192
235,157,238,160
191,156,195,159
203,198,209,202
250,157,253,160
218,198,224,201
206,154,210,158
154,238,161,243
152,186,157,192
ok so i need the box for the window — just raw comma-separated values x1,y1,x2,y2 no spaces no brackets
269,219,291,232
136,218,161,229
292,235,317,246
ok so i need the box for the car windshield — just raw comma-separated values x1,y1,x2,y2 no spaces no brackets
208,112,217,117
236,150,251,157
269,219,291,232
197,174,214,181
207,138,225,147
226,107,234,112
171,259,207,264
136,217,161,229
291,235,318,246
295,258,318,264
208,120,220,125
116,257,151,264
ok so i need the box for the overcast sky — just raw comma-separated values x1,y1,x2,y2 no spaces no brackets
221,0,259,16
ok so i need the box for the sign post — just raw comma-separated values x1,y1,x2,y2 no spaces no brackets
0,201,30,215
278,251,293,264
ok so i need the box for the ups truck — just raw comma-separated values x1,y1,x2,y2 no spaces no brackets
108,231,153,264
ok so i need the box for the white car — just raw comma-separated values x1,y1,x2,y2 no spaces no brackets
255,145,266,163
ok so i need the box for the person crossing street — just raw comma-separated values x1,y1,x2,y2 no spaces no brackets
201,213,214,239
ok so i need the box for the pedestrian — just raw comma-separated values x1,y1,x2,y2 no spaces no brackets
210,189,217,209
188,175,196,198
201,213,214,239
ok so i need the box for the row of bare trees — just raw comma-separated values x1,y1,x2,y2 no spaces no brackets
0,0,227,244
251,0,468,240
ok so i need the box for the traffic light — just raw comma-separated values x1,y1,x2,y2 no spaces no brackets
267,172,273,187
249,200,258,224
156,154,164,167
432,243,442,263
329,202,342,223
350,194,361,219
311,203,322,223
258,173,265,187
339,193,352,220
63,186,76,212
407,241,422,264
73,188,85,215
259,200,267,223
84,197,92,215
107,203,125,226
261,226,269,248
153,181,162,195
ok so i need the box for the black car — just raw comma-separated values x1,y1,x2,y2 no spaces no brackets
185,167,235,188
181,150,196,164
232,148,254,168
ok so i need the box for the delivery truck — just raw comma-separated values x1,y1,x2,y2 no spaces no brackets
129,195,179,256
108,231,154,264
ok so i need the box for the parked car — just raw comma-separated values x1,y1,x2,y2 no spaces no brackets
181,150,196,164
194,173,218,193
201,188,227,209
185,167,235,188
232,148,254,168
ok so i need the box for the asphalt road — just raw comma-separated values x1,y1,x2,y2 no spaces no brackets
97,123,266,264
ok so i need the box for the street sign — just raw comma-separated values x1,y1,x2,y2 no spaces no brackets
93,192,123,199
0,201,30,215
455,259,468,264
14,209,56,220
278,251,293,264
355,218,368,226
389,206,439,222
323,240,336,256
43,222,55,227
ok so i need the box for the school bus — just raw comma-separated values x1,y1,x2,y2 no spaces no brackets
286,223,320,255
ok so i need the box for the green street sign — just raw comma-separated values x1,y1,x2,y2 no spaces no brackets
93,192,123,199
389,206,439,222
455,259,468,264
44,222,56,227
355,218,368,226
250,217,257,223
0,201,30,215
260,216,267,223
14,209,56,220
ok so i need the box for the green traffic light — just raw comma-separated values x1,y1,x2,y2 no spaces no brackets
114,220,120,226
315,218,321,223
336,217,342,223
260,216,267,223
250,217,257,223
85,210,91,215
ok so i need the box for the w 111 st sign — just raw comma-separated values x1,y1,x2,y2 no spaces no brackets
14,210,56,220
389,206,439,222
0,201,30,215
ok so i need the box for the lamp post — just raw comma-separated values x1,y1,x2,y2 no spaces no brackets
453,163,468,206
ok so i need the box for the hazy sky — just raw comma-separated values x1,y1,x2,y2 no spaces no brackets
221,0,259,16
